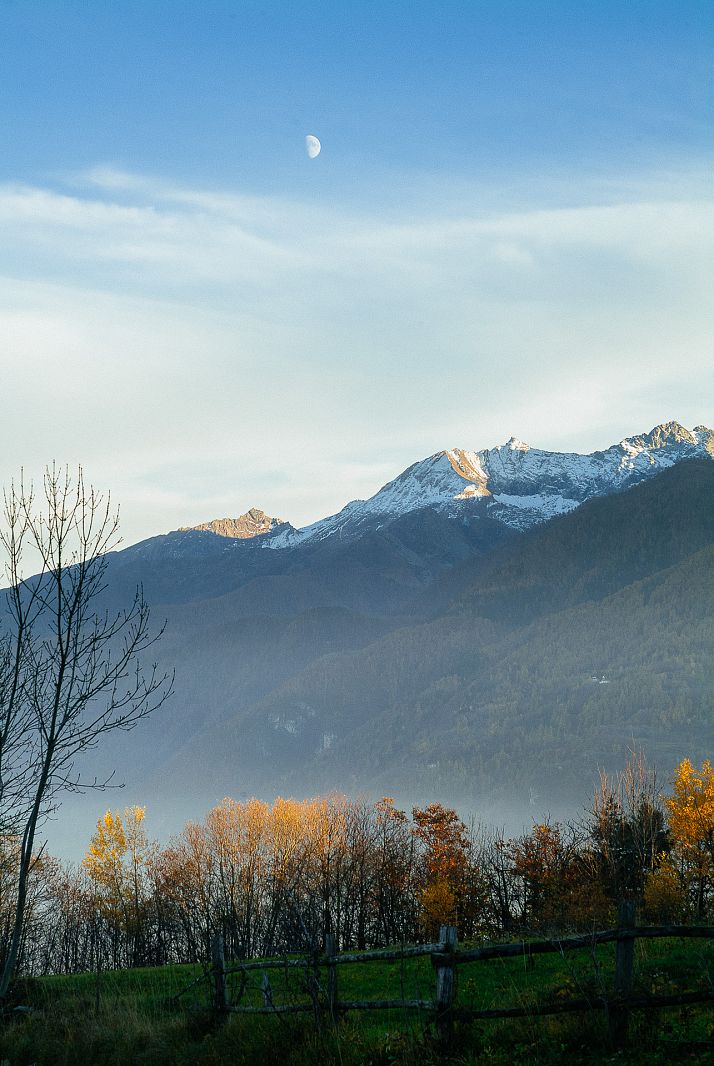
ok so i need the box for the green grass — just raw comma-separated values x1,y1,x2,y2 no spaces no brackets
1,938,712,1065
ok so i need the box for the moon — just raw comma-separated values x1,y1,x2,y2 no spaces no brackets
305,134,321,159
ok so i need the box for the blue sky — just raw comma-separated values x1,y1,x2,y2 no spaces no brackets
1,1,712,544
3,2,711,195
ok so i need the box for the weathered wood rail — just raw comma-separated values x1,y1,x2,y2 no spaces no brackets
177,910,714,1049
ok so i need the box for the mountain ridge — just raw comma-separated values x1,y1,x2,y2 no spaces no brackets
179,508,288,540
284,420,713,544
159,421,713,555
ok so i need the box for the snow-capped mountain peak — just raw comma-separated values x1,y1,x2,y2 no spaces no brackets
173,422,712,552
270,421,713,546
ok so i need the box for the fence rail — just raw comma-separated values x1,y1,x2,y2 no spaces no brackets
178,909,714,1049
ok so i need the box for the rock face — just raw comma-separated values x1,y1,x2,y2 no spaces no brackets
180,508,285,540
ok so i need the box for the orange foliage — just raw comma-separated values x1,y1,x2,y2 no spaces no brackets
412,803,471,935
510,822,609,930
412,803,469,885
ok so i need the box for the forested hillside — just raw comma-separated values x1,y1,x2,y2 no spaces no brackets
188,459,713,811
48,458,714,839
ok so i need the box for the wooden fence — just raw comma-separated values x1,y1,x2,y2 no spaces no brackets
175,905,714,1050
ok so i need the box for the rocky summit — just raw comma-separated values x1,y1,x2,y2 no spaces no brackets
180,507,285,539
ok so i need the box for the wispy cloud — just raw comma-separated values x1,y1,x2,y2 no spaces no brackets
1,166,712,545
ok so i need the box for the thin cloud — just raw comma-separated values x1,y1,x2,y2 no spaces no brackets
1,166,712,546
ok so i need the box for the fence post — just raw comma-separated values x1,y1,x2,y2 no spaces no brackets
306,946,323,1032
610,900,635,1047
434,924,458,1049
325,932,338,1023
211,934,229,1017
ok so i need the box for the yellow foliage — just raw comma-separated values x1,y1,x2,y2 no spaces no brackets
419,878,457,934
83,806,152,929
664,758,714,919
642,859,685,923
666,759,714,858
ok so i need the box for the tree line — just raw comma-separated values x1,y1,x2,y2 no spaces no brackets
0,754,712,979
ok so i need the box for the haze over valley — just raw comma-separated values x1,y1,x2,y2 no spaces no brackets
42,419,711,853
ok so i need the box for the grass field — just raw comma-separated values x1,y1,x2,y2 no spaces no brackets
1,936,712,1064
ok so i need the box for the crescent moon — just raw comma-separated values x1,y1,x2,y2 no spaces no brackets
305,135,321,159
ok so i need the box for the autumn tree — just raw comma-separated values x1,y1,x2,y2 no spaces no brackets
510,821,605,931
297,795,349,948
205,797,271,958
474,826,520,933
372,798,416,943
341,799,380,950
84,806,155,967
154,820,216,961
412,803,470,935
642,857,686,923
0,467,171,996
0,834,55,976
665,758,714,919
43,864,98,975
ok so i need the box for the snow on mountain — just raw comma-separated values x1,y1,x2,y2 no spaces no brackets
266,421,713,546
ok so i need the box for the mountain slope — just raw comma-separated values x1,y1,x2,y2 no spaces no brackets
102,420,712,615
170,458,714,812
31,424,714,844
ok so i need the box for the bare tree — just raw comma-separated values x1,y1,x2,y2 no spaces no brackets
589,751,669,904
0,466,172,998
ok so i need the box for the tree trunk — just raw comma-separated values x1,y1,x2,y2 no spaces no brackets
0,776,46,999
